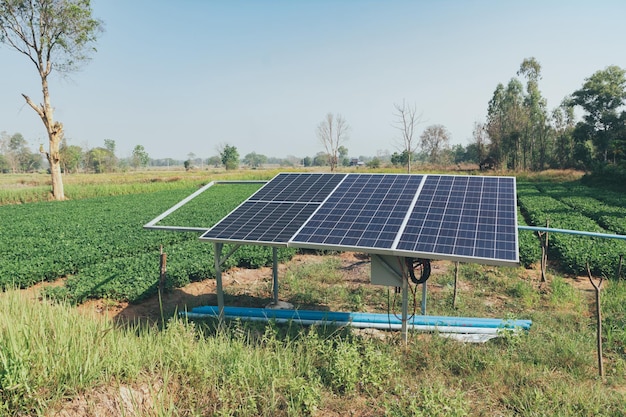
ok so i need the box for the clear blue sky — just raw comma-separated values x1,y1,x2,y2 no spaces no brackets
1,0,625,161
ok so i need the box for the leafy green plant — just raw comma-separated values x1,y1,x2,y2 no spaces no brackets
0,182,300,302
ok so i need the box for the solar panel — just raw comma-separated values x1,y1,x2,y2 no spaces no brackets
395,176,518,263
201,201,319,244
291,174,424,251
200,173,345,244
199,172,519,266
250,172,345,202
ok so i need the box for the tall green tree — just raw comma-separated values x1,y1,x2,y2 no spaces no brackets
59,139,83,173
131,145,150,169
517,57,551,170
486,58,552,171
551,99,576,168
571,65,626,163
486,79,526,170
471,121,489,164
220,144,239,170
0,0,103,199
85,147,114,173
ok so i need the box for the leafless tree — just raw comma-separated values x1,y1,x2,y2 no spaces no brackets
317,113,349,172
392,100,423,173
420,124,451,165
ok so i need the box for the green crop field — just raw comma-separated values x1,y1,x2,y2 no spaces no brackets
0,170,625,416
2,172,624,302
0,174,295,303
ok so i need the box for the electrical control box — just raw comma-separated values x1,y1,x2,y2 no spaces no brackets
370,255,404,287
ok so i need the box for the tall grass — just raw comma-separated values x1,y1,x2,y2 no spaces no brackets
1,264,626,416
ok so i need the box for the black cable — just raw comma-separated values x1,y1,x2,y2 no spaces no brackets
405,258,431,285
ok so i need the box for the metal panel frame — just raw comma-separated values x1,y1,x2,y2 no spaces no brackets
142,180,267,233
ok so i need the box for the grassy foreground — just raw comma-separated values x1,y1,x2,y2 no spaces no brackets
1,258,625,416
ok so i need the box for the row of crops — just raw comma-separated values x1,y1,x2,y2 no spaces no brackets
0,183,295,303
517,181,626,277
1,177,624,303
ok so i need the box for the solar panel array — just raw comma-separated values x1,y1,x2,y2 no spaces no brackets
200,173,519,266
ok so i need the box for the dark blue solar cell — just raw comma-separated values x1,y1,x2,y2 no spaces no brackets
202,201,319,243
250,173,346,203
292,174,424,250
396,175,518,263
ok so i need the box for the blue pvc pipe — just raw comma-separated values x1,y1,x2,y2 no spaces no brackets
518,225,626,240
189,306,532,330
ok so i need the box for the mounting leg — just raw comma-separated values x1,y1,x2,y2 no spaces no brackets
401,272,409,343
272,247,279,305
421,281,427,315
214,243,224,318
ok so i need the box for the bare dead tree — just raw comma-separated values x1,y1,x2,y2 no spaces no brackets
392,100,422,173
316,113,349,172
586,262,604,379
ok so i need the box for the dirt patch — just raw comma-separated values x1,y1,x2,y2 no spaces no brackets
71,252,374,325
54,380,164,417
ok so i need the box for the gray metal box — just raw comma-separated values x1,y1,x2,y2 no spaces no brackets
370,255,404,287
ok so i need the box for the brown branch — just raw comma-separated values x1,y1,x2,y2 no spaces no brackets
21,93,45,118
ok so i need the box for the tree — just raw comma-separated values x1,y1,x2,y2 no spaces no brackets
0,131,24,172
316,113,349,172
0,132,40,172
302,156,313,167
420,124,451,165
103,139,118,170
366,157,381,168
207,155,221,168
392,100,422,173
337,145,350,167
0,154,8,173
485,58,553,171
59,139,83,173
86,147,114,173
131,145,150,169
517,57,551,170
551,99,576,168
219,144,239,170
243,152,267,168
0,0,103,199
312,151,329,167
471,121,490,164
390,150,410,167
571,65,626,163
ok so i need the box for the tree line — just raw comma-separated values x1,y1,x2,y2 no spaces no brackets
4,57,625,177
484,58,626,177
0,135,151,174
